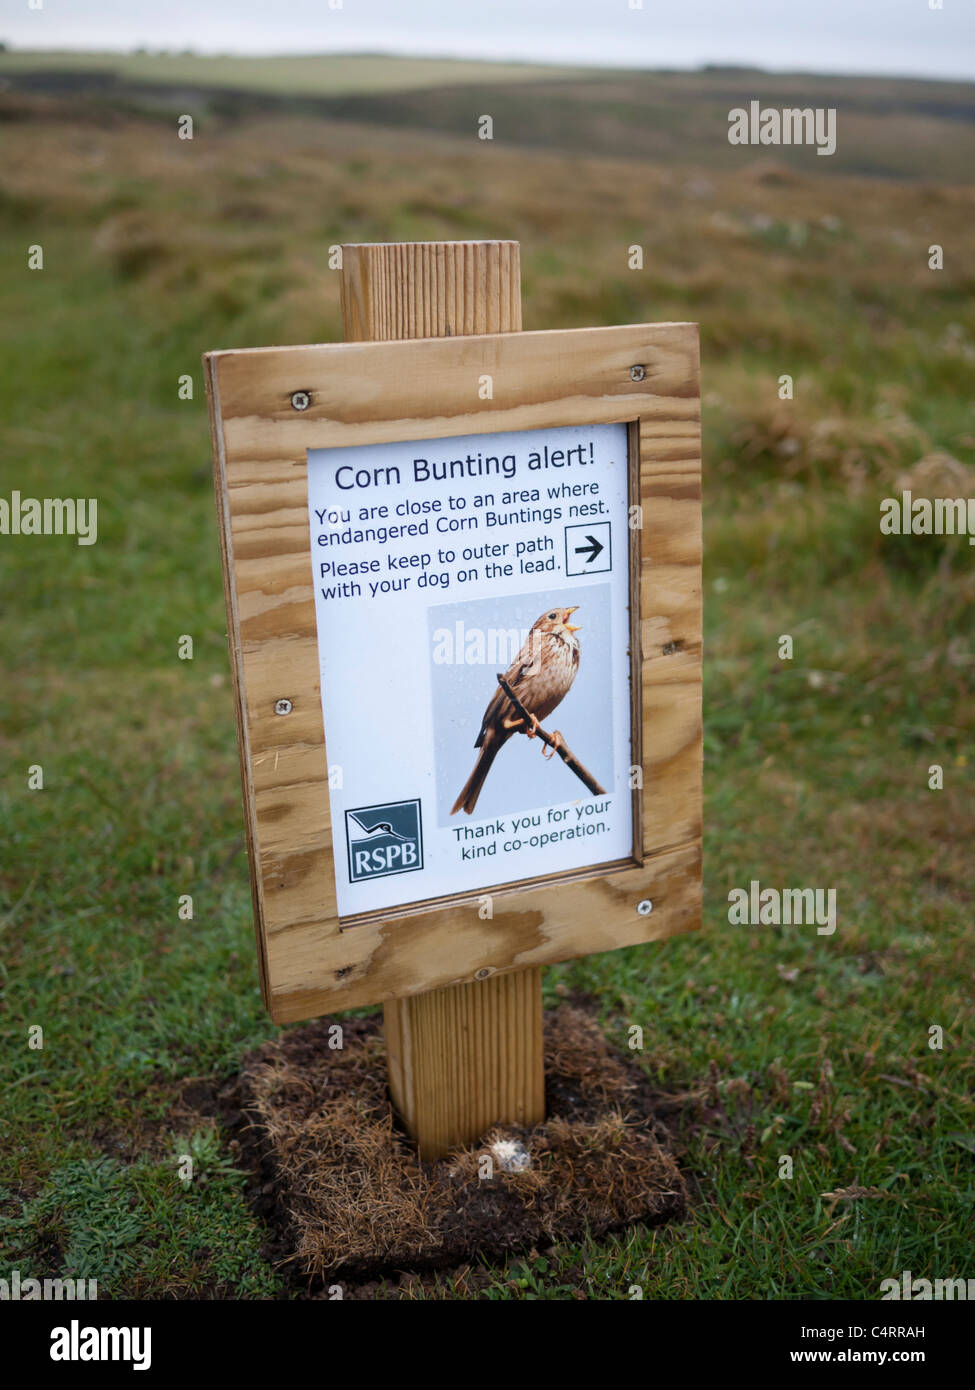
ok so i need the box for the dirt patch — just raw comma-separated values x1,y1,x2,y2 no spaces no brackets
230,1005,687,1284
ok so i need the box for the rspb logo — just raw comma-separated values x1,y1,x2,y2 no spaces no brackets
346,800,423,883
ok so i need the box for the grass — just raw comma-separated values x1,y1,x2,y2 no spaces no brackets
0,49,584,96
0,83,973,1298
1,1146,280,1298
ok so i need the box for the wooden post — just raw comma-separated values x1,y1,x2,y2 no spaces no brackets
340,240,545,1160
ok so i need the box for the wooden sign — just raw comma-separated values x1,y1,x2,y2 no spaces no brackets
205,280,701,1030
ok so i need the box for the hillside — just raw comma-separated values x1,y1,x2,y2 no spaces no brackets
2,51,975,180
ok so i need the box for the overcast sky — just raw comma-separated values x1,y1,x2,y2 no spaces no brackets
6,0,974,81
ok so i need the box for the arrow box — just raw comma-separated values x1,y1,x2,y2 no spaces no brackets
565,520,612,576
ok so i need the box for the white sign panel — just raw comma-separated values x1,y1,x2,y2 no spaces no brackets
307,422,634,918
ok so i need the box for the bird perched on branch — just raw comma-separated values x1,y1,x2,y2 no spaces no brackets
451,606,581,816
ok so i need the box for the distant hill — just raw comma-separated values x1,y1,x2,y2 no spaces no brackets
2,50,974,181
0,49,586,95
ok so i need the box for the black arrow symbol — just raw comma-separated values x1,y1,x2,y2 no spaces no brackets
574,534,604,565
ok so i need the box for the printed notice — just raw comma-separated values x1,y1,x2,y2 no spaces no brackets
307,423,635,917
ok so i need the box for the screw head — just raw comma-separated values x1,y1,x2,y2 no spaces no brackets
274,698,293,716
630,365,646,382
290,390,311,411
475,967,493,980
637,899,653,916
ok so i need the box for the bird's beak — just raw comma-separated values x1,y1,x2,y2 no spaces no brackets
564,606,581,632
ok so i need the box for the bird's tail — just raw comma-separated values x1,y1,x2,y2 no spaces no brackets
450,739,501,816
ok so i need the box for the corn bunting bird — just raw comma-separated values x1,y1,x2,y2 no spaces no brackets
451,606,581,816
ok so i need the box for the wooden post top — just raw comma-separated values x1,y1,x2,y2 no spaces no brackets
340,240,522,342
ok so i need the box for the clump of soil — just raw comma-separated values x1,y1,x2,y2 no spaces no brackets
232,1005,686,1283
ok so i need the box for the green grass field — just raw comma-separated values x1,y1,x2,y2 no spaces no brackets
0,48,584,95
0,66,973,1298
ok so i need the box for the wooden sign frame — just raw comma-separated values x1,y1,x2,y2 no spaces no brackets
205,321,702,1024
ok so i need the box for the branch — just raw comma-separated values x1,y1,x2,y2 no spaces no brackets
496,675,606,797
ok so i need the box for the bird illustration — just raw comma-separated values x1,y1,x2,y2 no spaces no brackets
348,814,408,840
451,605,581,816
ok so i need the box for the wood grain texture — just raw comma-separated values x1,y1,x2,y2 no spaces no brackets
340,240,522,340
205,308,702,1025
384,965,544,1160
343,241,542,1159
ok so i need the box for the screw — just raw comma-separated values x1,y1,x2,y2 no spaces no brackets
274,698,293,715
290,390,311,411
475,967,493,980
630,365,646,382
637,899,653,916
